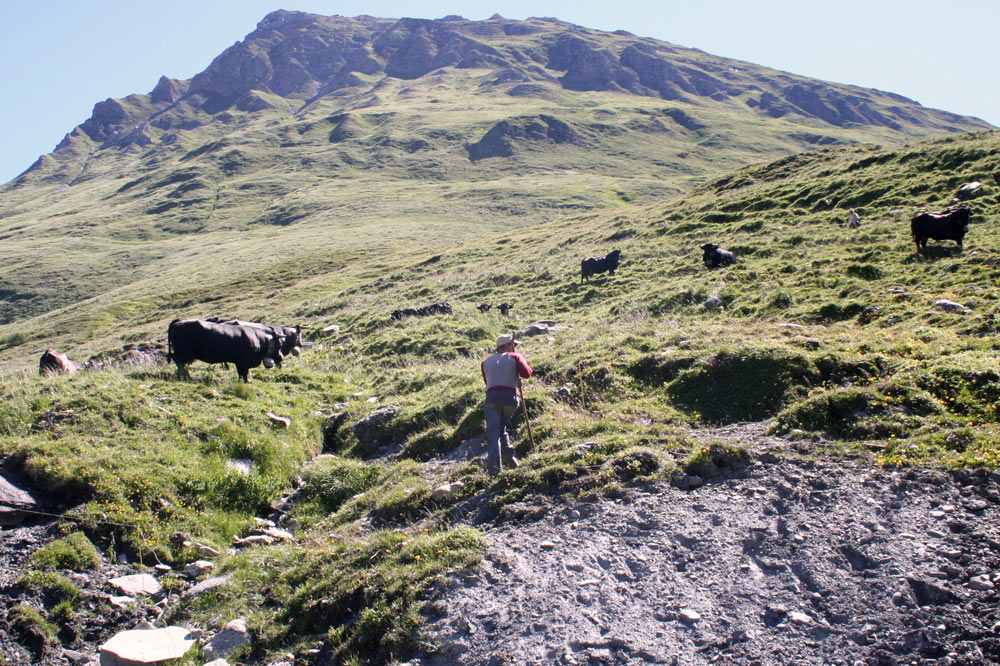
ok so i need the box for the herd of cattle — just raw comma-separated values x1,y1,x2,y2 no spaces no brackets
37,203,978,381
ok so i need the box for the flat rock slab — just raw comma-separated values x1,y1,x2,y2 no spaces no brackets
100,626,197,665
0,473,39,526
108,574,162,597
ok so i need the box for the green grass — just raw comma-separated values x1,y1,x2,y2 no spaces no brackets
1,124,1000,664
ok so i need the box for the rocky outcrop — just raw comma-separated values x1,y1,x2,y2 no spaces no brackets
80,98,130,142
373,18,505,79
150,76,185,104
15,10,990,191
0,473,39,526
620,45,725,100
467,114,582,160
547,35,643,94
353,405,400,444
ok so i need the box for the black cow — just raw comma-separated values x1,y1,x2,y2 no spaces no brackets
390,302,453,321
581,249,621,283
167,319,284,382
911,205,971,251
478,304,492,313
701,243,738,269
214,320,303,367
498,302,512,317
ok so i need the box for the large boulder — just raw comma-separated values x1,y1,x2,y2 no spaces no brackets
353,405,400,444
0,473,40,526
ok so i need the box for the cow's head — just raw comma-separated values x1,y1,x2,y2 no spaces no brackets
701,243,719,254
289,325,303,356
263,332,286,367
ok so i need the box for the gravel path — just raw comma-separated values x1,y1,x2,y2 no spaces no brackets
421,450,1000,666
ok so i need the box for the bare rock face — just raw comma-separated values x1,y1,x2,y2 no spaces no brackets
150,76,184,104
80,98,130,142
547,35,640,93
373,18,505,80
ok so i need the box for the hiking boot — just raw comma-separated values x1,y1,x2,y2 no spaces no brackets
502,455,519,469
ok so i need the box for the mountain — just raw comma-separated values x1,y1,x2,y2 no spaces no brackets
0,11,991,340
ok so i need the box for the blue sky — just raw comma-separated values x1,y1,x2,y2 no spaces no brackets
1,0,997,185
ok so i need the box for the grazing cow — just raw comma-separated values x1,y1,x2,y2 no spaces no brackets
214,319,303,367
580,249,622,283
498,302,512,317
478,304,492,313
167,319,284,382
701,243,738,269
39,349,81,376
390,302,453,321
910,205,971,251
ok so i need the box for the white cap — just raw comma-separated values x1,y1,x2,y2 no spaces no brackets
496,334,520,350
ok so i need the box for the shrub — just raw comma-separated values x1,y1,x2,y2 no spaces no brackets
298,457,386,517
772,382,941,440
683,442,750,477
606,447,662,480
813,302,866,321
667,348,816,423
29,533,100,571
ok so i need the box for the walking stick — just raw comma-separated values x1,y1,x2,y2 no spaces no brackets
518,375,537,451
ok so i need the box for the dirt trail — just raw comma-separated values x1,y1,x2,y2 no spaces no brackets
420,430,1000,666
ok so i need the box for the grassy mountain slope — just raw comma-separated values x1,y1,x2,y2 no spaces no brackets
0,12,990,334
1,129,999,663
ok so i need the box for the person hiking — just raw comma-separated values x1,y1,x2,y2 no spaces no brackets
481,333,533,475
846,208,861,228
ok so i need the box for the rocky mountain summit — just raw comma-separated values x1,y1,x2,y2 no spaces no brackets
11,10,989,188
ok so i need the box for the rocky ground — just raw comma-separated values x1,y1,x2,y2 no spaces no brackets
3,423,1000,665
0,519,162,665
419,427,1000,666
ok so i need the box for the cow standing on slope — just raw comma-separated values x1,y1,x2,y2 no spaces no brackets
581,249,621,283
167,319,284,382
911,205,972,251
213,319,303,367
